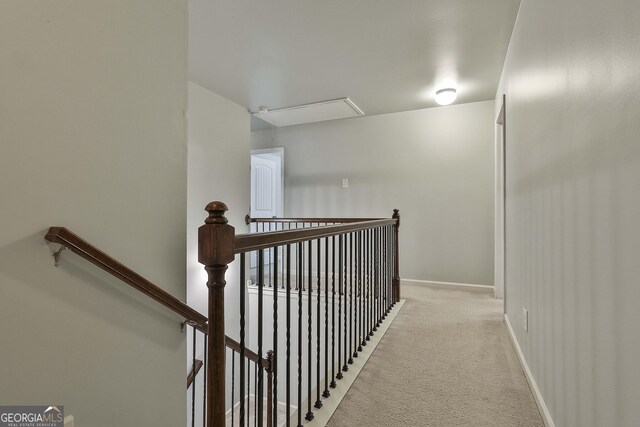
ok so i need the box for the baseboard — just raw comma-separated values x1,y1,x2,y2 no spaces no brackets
504,314,555,427
402,278,494,290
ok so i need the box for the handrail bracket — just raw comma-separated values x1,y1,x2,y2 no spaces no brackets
52,245,67,267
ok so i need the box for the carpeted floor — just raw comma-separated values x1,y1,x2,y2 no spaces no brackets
327,282,545,427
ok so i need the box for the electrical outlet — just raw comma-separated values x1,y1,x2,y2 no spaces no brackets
341,178,349,188
522,306,528,332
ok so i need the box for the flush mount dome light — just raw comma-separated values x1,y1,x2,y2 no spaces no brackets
435,88,457,105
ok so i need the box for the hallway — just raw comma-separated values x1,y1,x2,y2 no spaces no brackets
327,282,544,427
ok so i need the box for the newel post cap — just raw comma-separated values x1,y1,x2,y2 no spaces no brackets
204,201,229,224
198,201,235,266
392,208,400,228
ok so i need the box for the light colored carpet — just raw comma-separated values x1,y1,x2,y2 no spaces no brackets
327,282,545,427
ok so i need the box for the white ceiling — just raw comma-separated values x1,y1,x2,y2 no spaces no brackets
189,0,521,129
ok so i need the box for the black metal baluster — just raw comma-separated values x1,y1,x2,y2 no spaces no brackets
385,226,389,313
349,232,354,364
379,227,383,321
191,326,196,427
202,333,207,427
371,228,375,336
384,225,388,315
247,358,251,426
391,225,395,308
336,234,343,380
254,363,258,427
381,227,386,320
268,222,272,288
305,240,314,421
301,237,306,291
273,246,279,427
353,231,359,357
362,230,367,347
358,230,364,351
392,224,396,307
315,238,323,409
240,254,246,427
367,229,372,341
372,229,380,331
258,250,264,427
297,242,303,427
389,225,393,312
372,228,377,330
232,349,236,427
286,244,291,426
330,235,337,388
343,233,349,372
322,237,330,398
380,226,384,317
294,240,299,291
365,229,369,339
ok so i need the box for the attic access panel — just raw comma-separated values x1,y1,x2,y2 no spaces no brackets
252,98,364,127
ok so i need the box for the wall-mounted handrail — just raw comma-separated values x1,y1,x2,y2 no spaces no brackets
235,219,396,253
225,336,269,370
45,225,276,426
187,359,203,388
44,226,208,331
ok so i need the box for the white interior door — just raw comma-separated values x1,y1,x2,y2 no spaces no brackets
251,154,278,219
250,151,283,275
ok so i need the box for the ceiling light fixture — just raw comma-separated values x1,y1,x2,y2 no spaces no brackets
435,88,457,106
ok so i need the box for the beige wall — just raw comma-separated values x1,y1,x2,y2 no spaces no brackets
187,81,250,326
186,82,250,421
497,0,640,425
0,1,187,425
252,101,495,286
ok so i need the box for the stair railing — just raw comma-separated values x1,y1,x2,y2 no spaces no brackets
44,227,272,427
200,202,401,427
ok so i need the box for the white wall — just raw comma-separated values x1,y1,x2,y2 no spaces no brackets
252,101,495,286
186,82,250,422
497,0,640,426
0,1,187,426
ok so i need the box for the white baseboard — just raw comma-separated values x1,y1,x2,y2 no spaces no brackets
504,314,555,427
402,278,494,290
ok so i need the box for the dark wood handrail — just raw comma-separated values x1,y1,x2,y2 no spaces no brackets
45,224,274,409
225,336,270,370
187,359,203,388
245,215,383,225
45,226,208,330
186,337,269,391
235,218,396,253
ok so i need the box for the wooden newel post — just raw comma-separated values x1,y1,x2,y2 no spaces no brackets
392,209,401,303
198,201,235,427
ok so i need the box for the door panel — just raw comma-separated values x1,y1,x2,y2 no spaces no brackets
251,155,277,219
